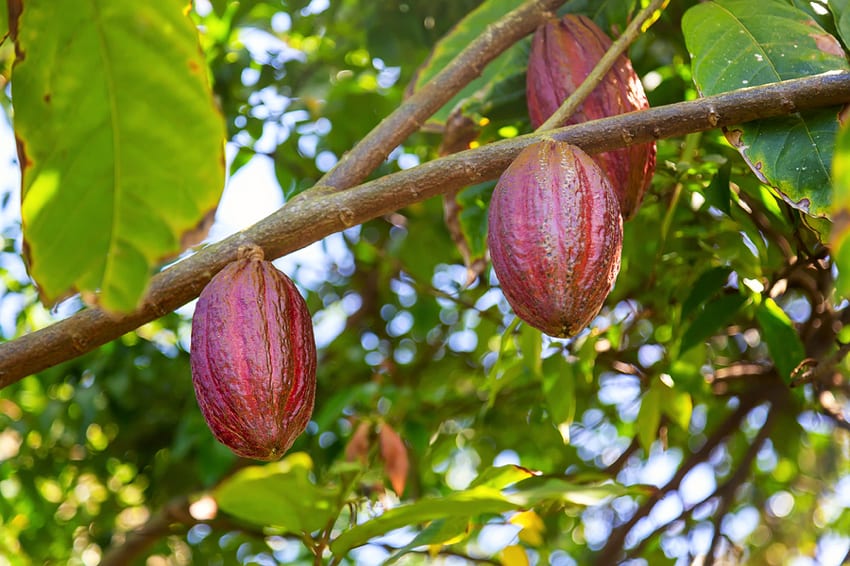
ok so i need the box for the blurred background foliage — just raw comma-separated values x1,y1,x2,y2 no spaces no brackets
2,0,850,564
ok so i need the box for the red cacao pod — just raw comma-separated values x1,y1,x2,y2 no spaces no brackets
190,247,317,461
488,140,623,338
526,14,656,219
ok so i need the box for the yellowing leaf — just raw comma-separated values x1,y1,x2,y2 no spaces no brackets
13,0,225,312
511,510,545,547
500,545,530,566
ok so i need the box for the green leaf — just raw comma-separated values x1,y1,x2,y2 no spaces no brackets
469,464,536,490
1,0,8,43
412,0,526,126
384,517,470,565
680,293,748,353
682,0,849,217
828,0,850,47
755,298,806,381
455,181,494,266
330,471,635,556
509,475,646,507
543,360,576,444
330,486,518,555
832,120,850,298
681,266,732,319
519,323,542,377
214,453,340,533
661,384,693,432
637,382,662,453
704,161,732,216
13,0,225,312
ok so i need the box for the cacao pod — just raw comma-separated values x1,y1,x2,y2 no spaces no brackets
190,247,317,461
526,14,656,219
488,140,623,338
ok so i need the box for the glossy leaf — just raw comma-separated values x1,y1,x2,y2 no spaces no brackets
13,0,225,311
682,0,849,217
214,453,340,533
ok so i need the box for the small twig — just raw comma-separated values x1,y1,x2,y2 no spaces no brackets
790,341,850,387
99,495,268,566
537,0,668,131
704,405,776,565
595,391,762,564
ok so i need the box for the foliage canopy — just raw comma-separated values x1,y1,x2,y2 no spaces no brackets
2,0,850,564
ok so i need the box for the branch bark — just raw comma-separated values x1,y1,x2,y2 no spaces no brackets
319,0,568,192
1,71,850,388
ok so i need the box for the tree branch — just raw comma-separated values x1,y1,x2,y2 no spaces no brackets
537,0,667,131
319,0,568,192
1,72,850,388
594,391,763,564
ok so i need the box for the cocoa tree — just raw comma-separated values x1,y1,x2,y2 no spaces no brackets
1,0,850,564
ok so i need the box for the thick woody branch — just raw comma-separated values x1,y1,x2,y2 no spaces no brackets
319,0,568,192
1,71,849,388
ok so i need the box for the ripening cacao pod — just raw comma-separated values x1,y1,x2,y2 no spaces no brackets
488,140,623,338
526,14,656,219
190,246,317,461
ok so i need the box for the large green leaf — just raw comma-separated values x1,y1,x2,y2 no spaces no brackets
214,453,340,534
682,0,849,217
330,486,518,555
330,470,635,556
13,0,225,312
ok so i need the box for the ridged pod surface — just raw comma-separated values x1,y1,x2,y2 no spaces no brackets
191,247,317,461
526,14,656,218
488,140,623,338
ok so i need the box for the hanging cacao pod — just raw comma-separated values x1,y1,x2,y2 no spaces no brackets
488,140,623,338
526,14,656,219
190,246,317,461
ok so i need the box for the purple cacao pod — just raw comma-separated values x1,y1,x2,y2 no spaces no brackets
190,247,317,461
526,14,656,219
488,140,623,338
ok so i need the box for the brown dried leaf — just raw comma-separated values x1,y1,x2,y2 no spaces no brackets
379,423,409,496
